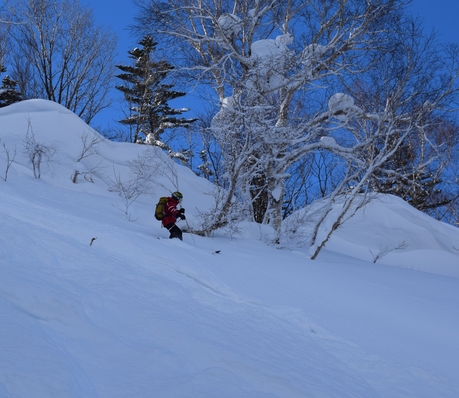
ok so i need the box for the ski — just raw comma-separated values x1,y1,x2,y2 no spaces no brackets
157,237,220,254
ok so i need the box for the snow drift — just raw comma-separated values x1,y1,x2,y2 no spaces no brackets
1,100,459,397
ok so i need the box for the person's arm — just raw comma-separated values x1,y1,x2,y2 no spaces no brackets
166,201,179,216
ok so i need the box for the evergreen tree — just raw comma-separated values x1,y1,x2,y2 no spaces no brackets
0,66,22,108
370,127,454,212
115,36,196,148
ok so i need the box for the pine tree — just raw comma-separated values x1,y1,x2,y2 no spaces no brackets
0,66,22,108
371,141,444,210
115,36,196,148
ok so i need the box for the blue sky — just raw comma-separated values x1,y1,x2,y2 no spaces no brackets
409,0,459,42
89,0,137,59
87,0,459,130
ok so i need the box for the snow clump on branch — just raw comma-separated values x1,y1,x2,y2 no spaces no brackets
302,43,327,76
320,136,337,147
217,14,242,37
212,96,237,128
248,33,294,91
328,93,361,120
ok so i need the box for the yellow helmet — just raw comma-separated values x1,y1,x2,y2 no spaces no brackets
172,191,183,201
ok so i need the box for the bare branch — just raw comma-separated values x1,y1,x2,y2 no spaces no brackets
76,132,103,162
6,0,117,123
370,240,409,263
0,139,17,181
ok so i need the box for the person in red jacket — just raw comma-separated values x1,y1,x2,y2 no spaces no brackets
162,191,186,240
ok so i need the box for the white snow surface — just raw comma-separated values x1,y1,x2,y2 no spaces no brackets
1,100,459,397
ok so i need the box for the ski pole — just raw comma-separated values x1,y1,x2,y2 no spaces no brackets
184,218,196,245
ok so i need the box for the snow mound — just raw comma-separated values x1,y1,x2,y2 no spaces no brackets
0,99,216,225
284,194,459,278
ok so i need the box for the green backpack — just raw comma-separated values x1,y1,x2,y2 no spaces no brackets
155,197,168,220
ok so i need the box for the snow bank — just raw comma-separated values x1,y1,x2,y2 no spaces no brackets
1,100,459,397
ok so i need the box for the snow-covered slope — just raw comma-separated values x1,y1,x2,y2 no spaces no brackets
1,100,459,397
328,195,459,277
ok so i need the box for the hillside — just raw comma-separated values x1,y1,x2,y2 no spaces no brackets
1,100,459,397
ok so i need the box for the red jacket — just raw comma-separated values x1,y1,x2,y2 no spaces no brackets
161,197,180,226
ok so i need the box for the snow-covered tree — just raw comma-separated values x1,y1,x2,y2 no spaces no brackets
116,36,196,156
135,0,459,252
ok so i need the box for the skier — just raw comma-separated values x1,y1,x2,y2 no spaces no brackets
162,191,186,240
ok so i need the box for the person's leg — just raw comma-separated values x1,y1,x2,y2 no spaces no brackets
167,224,183,240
